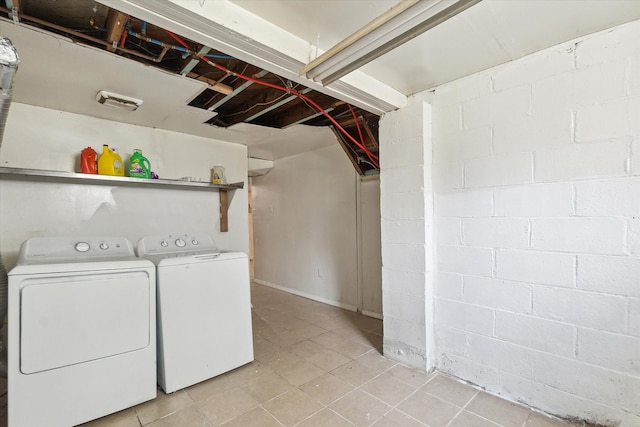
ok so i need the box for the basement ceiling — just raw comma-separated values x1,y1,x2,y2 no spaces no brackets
2,0,640,171
1,0,381,174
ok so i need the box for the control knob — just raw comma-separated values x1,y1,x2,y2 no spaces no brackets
175,238,186,247
74,242,90,252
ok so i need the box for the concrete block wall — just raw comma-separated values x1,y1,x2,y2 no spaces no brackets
379,101,434,369
427,20,640,426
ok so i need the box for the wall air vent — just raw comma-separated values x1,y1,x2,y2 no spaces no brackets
96,90,143,111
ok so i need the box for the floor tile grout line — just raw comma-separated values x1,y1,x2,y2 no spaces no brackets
376,372,494,427
136,286,514,427
372,374,436,426
290,404,356,427
443,389,485,427
278,354,403,426
255,332,440,425
259,403,286,427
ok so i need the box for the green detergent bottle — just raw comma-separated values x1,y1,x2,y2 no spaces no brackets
129,149,151,178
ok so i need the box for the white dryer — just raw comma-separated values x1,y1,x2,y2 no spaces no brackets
137,233,253,393
8,237,156,427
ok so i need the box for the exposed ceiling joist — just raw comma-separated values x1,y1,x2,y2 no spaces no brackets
244,88,312,123
97,0,407,115
104,9,127,52
181,46,209,75
5,0,381,175
283,108,334,129
208,69,269,111
186,72,233,95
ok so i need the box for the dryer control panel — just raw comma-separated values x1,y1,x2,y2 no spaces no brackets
137,233,218,256
17,237,136,264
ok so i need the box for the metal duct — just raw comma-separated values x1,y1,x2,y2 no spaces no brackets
0,36,19,377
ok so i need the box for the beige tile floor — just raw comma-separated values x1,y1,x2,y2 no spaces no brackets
77,283,575,426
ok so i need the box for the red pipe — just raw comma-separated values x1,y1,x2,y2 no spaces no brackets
199,55,379,166
120,17,129,47
167,30,379,168
166,30,191,49
348,104,375,165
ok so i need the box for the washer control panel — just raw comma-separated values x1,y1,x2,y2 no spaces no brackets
137,233,217,256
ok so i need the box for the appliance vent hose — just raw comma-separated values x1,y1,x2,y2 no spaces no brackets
0,36,20,378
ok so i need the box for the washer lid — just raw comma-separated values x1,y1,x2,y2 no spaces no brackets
151,251,247,267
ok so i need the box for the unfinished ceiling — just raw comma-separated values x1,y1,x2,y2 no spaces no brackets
2,0,640,173
1,0,382,174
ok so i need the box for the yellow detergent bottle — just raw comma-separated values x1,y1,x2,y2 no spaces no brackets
97,144,125,176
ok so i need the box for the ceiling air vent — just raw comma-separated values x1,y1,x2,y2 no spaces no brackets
96,90,143,111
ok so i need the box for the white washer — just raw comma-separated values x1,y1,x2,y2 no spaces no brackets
8,237,157,427
137,233,253,393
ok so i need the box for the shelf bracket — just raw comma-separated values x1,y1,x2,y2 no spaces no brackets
219,189,229,232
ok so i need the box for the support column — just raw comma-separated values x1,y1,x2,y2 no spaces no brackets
379,101,434,371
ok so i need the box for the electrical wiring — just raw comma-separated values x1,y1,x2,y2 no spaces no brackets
339,123,379,169
198,55,379,168
99,21,380,169
299,96,316,115
122,29,376,165
348,103,373,165
272,70,377,166
226,92,291,116
127,38,161,57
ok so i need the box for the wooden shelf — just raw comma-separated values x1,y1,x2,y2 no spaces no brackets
0,167,244,232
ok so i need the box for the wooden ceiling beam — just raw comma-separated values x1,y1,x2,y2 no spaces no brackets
186,72,233,95
104,9,128,52
361,120,379,149
273,99,343,128
332,115,379,150
331,127,365,176
219,87,304,125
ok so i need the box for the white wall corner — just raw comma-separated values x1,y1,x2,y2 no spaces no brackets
248,157,274,177
380,100,435,371
423,100,436,372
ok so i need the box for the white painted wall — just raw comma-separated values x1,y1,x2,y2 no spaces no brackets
252,143,382,315
0,103,249,268
359,176,382,318
419,20,639,426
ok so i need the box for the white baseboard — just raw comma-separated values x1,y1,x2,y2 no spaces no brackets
362,310,383,320
254,279,357,313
